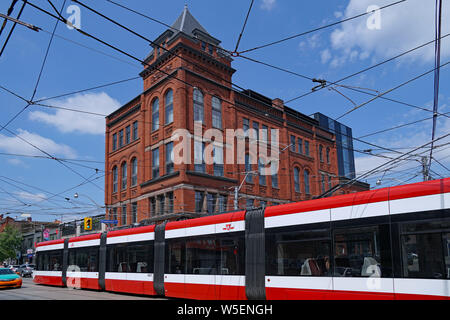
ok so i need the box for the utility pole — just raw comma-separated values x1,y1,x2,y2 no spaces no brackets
421,156,430,181
233,171,256,210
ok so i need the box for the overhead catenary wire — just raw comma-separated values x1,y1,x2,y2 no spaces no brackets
335,59,450,121
236,33,450,119
6,0,446,215
0,0,27,57
0,0,66,135
235,0,407,54
427,0,443,179
0,12,40,32
317,132,450,198
26,0,434,164
0,0,19,36
233,0,255,53
284,32,450,104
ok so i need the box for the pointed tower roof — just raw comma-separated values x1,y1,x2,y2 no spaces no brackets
167,5,221,45
143,5,226,64
171,5,207,35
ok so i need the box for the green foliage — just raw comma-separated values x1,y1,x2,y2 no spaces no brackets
0,225,23,262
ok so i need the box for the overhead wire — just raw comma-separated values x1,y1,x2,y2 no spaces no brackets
0,0,27,57
428,0,443,178
0,0,66,135
30,0,434,164
6,0,446,218
335,60,450,121
284,32,450,104
236,0,407,54
233,0,254,53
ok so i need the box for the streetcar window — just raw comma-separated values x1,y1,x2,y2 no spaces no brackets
37,250,63,271
217,232,245,275
128,242,153,273
186,236,218,275
444,233,450,279
68,247,99,272
106,241,154,273
265,227,331,276
333,225,392,278
107,243,128,272
165,239,186,274
400,220,450,279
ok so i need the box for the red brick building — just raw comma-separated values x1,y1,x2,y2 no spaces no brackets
104,7,367,226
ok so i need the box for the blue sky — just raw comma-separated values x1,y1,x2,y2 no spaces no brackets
0,0,449,222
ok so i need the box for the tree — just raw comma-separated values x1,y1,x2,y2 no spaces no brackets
0,225,23,263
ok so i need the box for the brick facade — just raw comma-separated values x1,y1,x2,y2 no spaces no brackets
104,7,366,226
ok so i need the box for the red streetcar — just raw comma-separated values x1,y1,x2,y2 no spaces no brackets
34,178,450,299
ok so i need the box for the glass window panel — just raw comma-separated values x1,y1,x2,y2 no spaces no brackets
334,225,392,278
218,232,245,275
133,121,138,140
186,236,218,274
152,148,159,178
165,89,173,125
266,228,330,276
193,89,204,123
152,98,159,131
165,239,186,274
212,96,222,129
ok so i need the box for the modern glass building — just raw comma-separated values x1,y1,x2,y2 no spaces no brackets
313,112,356,179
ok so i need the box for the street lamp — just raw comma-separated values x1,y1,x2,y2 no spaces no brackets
73,192,104,208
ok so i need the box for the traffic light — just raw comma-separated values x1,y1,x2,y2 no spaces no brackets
84,217,92,231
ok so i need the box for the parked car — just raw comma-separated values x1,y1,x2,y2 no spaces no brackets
0,268,22,289
8,265,21,275
17,264,35,277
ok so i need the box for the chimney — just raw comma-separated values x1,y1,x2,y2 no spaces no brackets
272,98,284,111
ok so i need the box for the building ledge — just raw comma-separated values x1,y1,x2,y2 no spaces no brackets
140,171,180,188
186,170,237,183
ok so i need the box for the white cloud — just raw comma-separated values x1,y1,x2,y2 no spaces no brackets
29,92,121,135
0,129,77,158
7,158,28,168
328,0,450,66
320,49,332,64
260,0,276,11
15,191,47,202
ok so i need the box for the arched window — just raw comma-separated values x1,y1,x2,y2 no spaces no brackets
152,98,159,131
112,166,118,193
121,162,127,190
165,89,173,125
319,144,324,162
193,88,204,123
304,169,310,194
212,96,222,129
131,158,138,186
326,147,330,164
294,167,300,193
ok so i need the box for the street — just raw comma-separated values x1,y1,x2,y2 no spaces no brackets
0,277,166,300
